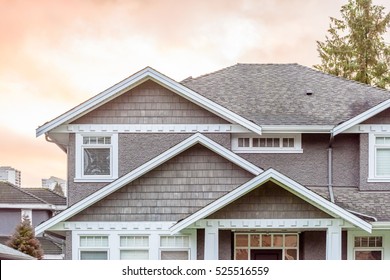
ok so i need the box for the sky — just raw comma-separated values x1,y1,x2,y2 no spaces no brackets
0,0,389,188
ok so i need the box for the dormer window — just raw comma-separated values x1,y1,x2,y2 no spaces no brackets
232,134,302,153
75,134,118,182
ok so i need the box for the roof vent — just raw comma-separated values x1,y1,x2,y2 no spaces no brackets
306,90,313,96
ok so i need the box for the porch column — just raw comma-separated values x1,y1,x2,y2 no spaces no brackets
204,221,219,260
326,224,342,260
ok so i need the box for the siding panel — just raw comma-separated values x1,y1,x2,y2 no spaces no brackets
72,80,229,125
69,144,254,222
207,181,331,219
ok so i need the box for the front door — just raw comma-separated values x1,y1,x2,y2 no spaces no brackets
250,249,283,260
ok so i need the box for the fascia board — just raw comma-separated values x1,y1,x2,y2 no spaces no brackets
35,133,262,235
36,67,262,137
170,169,372,234
261,125,333,133
332,99,390,136
0,203,55,210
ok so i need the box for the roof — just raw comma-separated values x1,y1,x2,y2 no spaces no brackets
170,169,372,234
0,181,66,207
36,67,262,137
0,236,62,256
26,188,66,206
0,243,36,260
35,133,263,235
181,63,390,126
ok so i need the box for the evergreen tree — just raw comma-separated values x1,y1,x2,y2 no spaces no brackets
6,216,44,259
315,0,390,89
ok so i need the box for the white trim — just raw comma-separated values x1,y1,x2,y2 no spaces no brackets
50,221,176,231
170,169,372,234
35,133,263,235
191,218,350,230
36,67,262,137
372,222,390,229
332,99,390,136
51,124,250,134
262,125,333,133
0,203,58,210
347,230,390,260
343,124,390,134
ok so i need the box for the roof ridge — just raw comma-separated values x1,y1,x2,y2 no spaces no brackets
181,63,240,82
297,64,390,94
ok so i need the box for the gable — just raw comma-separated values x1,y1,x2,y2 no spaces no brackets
207,181,331,219
69,144,255,222
363,107,390,124
72,80,229,125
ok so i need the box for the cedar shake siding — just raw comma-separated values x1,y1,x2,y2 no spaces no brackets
67,133,231,206
207,181,331,219
69,144,254,222
72,80,229,125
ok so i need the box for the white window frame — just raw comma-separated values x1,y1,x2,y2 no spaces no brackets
119,235,150,260
368,133,390,182
232,133,303,153
78,235,109,260
353,236,383,260
159,235,191,260
75,133,118,182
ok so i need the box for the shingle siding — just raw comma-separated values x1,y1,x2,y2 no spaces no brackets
72,80,228,125
207,181,331,219
69,144,254,222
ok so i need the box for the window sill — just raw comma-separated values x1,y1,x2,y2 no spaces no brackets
367,177,390,183
74,177,116,183
233,149,303,154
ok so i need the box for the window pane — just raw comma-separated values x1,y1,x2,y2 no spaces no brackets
120,236,149,247
259,138,266,147
355,250,382,260
273,235,283,247
285,249,297,260
376,149,390,176
285,235,298,247
80,251,108,260
120,250,149,260
84,148,111,175
236,235,248,247
161,251,189,260
160,236,189,248
250,235,260,247
80,236,108,247
274,138,280,147
266,138,273,147
376,137,385,144
262,235,271,247
252,138,259,147
235,249,248,260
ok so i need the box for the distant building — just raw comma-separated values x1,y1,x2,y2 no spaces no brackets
0,166,21,187
42,176,67,197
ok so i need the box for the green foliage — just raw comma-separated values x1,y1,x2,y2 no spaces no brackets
6,215,44,259
315,0,390,89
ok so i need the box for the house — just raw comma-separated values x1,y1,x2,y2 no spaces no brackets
0,181,67,259
35,64,390,260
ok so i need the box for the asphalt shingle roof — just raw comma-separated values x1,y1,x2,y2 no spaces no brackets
0,181,66,206
181,63,390,126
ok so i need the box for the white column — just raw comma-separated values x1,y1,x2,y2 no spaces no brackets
204,222,219,260
326,225,342,260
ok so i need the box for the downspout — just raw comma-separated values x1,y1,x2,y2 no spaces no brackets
328,132,335,203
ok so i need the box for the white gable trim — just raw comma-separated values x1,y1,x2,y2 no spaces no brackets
170,169,372,234
36,67,262,137
35,133,263,235
332,99,390,136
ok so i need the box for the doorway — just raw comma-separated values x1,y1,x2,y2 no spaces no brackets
250,249,283,260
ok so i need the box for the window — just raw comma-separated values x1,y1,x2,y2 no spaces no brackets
234,233,299,260
354,236,383,260
160,236,190,260
79,236,109,260
75,134,118,182
232,134,302,153
368,134,390,182
120,235,149,260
